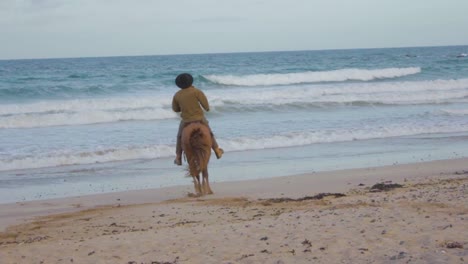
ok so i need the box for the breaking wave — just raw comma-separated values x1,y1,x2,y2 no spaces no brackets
208,78,468,107
2,121,468,171
0,97,177,129
1,78,467,129
441,108,468,116
203,67,421,86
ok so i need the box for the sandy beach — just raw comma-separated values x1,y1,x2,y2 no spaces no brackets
0,158,467,263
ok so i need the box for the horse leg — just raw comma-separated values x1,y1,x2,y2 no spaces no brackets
192,175,202,196
202,168,213,195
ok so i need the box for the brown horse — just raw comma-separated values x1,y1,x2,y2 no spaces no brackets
181,121,213,196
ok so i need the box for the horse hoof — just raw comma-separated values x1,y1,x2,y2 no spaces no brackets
187,193,201,198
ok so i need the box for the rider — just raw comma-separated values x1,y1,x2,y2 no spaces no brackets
172,73,224,165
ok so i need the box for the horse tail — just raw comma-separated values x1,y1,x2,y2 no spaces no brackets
188,127,211,176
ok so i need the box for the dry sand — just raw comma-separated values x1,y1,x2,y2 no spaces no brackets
0,158,467,263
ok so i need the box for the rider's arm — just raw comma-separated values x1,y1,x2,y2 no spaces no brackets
197,90,210,112
172,96,181,112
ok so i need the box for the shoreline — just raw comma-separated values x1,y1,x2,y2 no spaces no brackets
2,131,468,204
1,157,467,263
1,157,466,231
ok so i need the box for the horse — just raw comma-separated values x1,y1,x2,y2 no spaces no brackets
181,121,214,196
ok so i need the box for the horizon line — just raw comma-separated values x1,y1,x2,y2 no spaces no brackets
1,44,467,62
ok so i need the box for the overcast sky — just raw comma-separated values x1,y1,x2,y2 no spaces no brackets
1,0,468,60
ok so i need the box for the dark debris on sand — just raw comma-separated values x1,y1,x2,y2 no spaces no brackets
127,257,179,264
260,193,346,203
445,241,464,249
369,182,403,192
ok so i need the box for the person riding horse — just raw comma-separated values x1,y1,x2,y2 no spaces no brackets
172,73,223,165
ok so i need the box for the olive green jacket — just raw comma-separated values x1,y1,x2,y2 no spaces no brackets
172,86,210,122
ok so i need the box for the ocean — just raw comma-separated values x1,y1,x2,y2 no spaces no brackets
1,46,468,203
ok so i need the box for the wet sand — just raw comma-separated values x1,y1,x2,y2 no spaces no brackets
0,158,467,263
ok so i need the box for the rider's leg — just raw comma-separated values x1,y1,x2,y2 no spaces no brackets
174,120,184,165
201,118,223,159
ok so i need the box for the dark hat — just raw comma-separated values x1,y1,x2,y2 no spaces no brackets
175,73,193,89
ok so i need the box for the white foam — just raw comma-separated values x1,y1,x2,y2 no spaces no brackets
0,109,177,129
0,96,177,128
0,145,174,172
204,67,421,86
1,78,467,129
208,78,468,106
2,122,468,171
441,108,468,116
220,123,468,152
0,96,171,116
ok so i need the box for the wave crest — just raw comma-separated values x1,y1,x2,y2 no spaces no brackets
208,78,468,107
0,145,174,172
0,96,177,129
1,78,467,129
203,67,421,86
2,121,468,171
441,108,468,116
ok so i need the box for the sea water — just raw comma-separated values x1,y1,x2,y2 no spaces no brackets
1,46,468,203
